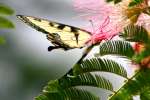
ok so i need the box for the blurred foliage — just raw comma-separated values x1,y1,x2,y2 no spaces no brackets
0,4,14,15
106,0,145,7
0,3,14,45
106,0,122,4
0,3,14,29
0,36,6,45
128,0,144,7
0,16,14,28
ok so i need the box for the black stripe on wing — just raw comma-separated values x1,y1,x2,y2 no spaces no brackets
17,15,49,34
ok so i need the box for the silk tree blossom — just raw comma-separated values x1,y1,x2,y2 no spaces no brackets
74,0,150,32
73,0,121,45
85,16,119,45
74,0,130,32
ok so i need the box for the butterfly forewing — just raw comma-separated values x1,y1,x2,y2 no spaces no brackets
17,15,91,48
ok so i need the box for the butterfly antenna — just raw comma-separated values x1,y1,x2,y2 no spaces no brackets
89,20,95,34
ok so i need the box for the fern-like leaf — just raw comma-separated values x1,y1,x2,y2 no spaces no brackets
109,68,150,100
35,88,99,100
99,40,134,58
120,24,149,43
140,87,150,100
73,58,127,78
44,73,113,93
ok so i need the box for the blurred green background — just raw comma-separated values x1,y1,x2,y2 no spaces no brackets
0,0,135,100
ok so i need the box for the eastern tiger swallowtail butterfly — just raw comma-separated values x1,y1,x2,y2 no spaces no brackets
17,15,91,51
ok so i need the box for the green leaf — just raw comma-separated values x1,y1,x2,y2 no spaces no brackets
36,73,112,100
99,40,134,58
120,24,149,44
0,16,14,28
73,58,127,78
35,88,99,100
44,73,113,92
0,4,14,15
0,36,6,45
128,0,144,7
140,88,150,100
133,48,150,64
109,68,150,100
106,0,122,4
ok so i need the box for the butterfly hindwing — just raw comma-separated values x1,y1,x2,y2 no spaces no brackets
17,15,91,50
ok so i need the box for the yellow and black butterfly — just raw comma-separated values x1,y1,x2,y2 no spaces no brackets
17,15,91,51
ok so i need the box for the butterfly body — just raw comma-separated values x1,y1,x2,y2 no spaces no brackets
17,15,91,51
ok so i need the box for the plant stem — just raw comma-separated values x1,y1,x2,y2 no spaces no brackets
76,45,94,64
108,70,141,100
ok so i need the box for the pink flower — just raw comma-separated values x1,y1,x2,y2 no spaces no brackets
73,0,150,45
73,0,131,32
73,0,121,45
85,16,119,45
73,0,150,32
136,13,150,32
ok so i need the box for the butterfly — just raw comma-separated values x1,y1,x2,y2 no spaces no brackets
17,15,91,51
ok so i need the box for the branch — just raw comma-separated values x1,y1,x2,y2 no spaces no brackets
108,70,141,100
